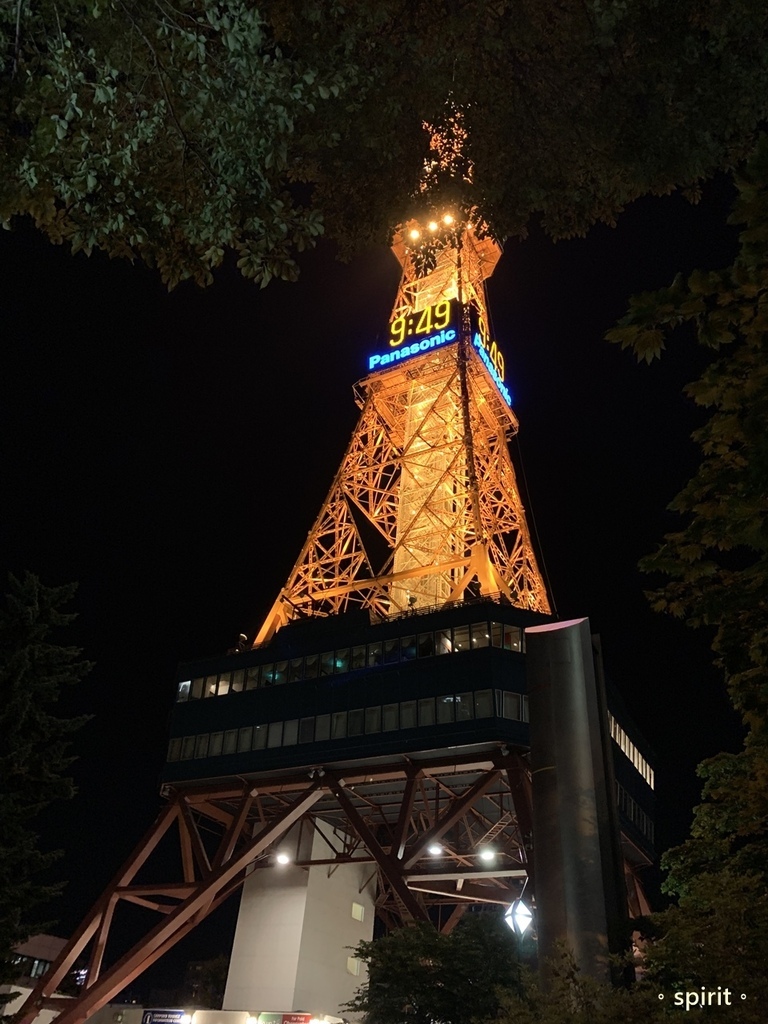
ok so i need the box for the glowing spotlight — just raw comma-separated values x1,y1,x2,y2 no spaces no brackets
276,852,291,865
427,221,438,232
479,848,495,862
409,228,421,241
428,843,443,856
442,214,454,226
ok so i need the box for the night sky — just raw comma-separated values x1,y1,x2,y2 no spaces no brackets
0,177,745,990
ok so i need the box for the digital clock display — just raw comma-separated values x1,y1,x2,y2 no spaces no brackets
389,299,459,347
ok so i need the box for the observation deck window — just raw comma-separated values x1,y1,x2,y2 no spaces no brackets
401,636,417,661
231,669,245,692
194,734,209,759
435,629,452,654
437,695,455,724
351,645,367,669
400,699,417,729
223,729,238,754
238,726,252,752
305,653,320,679
365,706,381,733
348,708,364,736
418,632,435,657
368,641,383,667
470,623,490,648
475,689,494,718
283,719,298,746
456,692,473,720
335,648,350,674
267,722,282,748
320,652,335,677
210,731,223,756
382,703,399,731
452,625,470,651
315,714,330,741
288,658,304,683
418,697,435,726
332,711,347,739
383,638,400,665
299,717,315,743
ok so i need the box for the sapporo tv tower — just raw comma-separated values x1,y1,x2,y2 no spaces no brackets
19,214,656,1024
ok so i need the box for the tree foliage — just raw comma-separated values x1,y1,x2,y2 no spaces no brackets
606,135,768,1023
3,1,768,286
346,912,521,1024
0,573,90,990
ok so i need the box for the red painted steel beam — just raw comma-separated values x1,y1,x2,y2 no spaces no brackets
402,768,501,869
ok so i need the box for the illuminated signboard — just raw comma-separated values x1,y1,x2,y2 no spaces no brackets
367,299,459,373
367,298,511,407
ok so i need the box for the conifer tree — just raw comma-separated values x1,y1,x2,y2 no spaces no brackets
0,573,90,997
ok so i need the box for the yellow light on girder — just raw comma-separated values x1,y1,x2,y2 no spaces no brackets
409,228,421,241
443,214,454,226
428,221,438,232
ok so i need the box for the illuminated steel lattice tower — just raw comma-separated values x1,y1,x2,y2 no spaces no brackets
16,216,656,1024
256,220,549,644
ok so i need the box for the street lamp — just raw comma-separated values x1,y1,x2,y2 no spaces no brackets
504,899,533,936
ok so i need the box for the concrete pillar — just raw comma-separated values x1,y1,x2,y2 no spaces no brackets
525,618,627,983
223,823,375,1017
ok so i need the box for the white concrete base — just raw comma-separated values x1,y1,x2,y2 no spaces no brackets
223,824,375,1018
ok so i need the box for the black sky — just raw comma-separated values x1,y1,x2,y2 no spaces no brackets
0,177,745,985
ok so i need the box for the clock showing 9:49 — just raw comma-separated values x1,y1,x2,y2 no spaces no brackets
389,299,459,347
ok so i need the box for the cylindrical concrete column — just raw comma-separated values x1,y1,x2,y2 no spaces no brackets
526,618,626,983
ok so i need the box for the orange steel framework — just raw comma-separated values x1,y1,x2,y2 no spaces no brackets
255,222,549,645
17,222,574,1024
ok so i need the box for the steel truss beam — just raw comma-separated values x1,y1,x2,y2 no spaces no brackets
18,748,541,1024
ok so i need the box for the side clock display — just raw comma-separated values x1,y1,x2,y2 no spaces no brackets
389,299,459,347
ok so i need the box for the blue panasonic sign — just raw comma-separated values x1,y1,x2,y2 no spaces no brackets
367,328,457,372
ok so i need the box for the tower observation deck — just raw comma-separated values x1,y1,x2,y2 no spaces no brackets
17,218,655,1024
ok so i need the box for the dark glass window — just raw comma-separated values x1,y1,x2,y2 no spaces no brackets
267,722,283,747
238,726,252,752
435,629,452,655
502,692,520,719
475,690,494,718
231,669,245,692
194,734,210,758
299,717,315,743
253,724,267,749
167,738,182,762
348,709,364,736
418,697,435,726
261,663,275,685
288,659,304,683
335,649,350,674
503,626,522,652
181,736,196,760
223,729,238,754
521,695,529,722
401,636,417,661
283,720,298,745
453,625,470,652
332,712,347,739
210,731,224,756
204,675,218,698
456,692,473,720
368,642,383,667
320,652,335,677
315,714,330,741
437,695,455,724
383,638,400,665
365,706,381,733
351,645,366,669
191,678,204,699
418,632,435,657
273,661,288,685
400,700,417,729
177,680,190,702
491,622,504,648
245,667,260,690
470,622,490,648
305,653,320,679
382,703,399,731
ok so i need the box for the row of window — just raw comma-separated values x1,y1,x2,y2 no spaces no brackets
609,713,654,790
167,687,529,762
616,781,654,843
176,621,525,702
